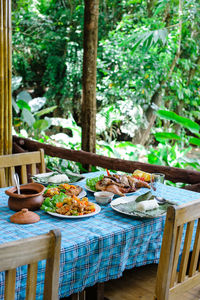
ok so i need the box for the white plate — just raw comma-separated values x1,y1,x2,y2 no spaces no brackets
47,203,101,219
85,185,139,197
84,185,97,193
111,195,168,219
44,187,86,198
111,195,138,206
32,172,85,185
79,189,87,198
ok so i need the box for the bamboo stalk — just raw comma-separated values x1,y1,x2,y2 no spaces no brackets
3,0,8,155
7,0,12,154
0,0,4,155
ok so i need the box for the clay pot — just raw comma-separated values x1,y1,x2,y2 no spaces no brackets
5,183,45,211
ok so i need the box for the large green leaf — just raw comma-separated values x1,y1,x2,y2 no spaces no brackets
29,97,47,113
12,76,22,92
155,132,181,141
35,106,57,117
17,100,31,111
188,137,200,146
156,110,200,134
33,119,49,131
21,108,35,126
16,91,32,103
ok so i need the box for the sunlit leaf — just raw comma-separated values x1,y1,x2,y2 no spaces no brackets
29,97,47,112
155,132,181,141
34,106,57,117
156,110,200,134
33,119,49,131
16,91,32,102
188,137,200,146
21,109,35,126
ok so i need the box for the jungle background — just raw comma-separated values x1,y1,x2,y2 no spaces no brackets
12,0,200,177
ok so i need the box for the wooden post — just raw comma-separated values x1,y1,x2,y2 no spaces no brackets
0,0,12,155
0,0,4,155
81,0,99,159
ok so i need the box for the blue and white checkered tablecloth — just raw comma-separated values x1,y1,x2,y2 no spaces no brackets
0,171,199,299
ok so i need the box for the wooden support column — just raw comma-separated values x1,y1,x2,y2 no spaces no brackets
81,0,99,159
0,0,12,155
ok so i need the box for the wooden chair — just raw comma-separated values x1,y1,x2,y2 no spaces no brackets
0,149,46,187
0,229,61,300
105,200,200,300
155,199,200,300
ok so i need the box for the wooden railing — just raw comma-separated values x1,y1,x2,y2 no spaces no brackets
13,136,200,192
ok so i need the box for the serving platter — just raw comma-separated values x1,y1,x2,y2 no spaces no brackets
44,185,87,199
47,203,101,219
32,171,85,186
110,195,171,219
84,185,96,193
85,185,139,197
78,189,87,198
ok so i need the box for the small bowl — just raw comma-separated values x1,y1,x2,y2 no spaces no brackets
5,183,45,211
94,191,114,205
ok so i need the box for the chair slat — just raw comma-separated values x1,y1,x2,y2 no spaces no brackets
26,262,38,300
178,221,194,283
0,149,46,187
189,219,200,276
170,224,183,287
8,166,15,186
30,163,37,177
21,165,28,184
0,168,6,187
43,230,61,300
0,230,60,300
4,269,16,300
39,149,46,173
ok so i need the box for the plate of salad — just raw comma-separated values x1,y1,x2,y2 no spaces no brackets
85,174,104,192
41,193,101,218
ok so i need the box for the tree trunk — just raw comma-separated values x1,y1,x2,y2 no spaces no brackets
81,0,99,157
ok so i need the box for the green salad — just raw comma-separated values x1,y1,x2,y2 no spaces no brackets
41,193,67,212
86,175,104,191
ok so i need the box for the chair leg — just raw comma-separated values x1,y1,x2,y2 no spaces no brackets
85,283,105,300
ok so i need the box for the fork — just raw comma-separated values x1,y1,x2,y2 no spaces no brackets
155,196,176,205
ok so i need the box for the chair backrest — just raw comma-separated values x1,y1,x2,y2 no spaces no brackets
0,149,46,187
154,199,200,300
0,229,61,300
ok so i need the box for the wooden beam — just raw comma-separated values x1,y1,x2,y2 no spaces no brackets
13,136,200,184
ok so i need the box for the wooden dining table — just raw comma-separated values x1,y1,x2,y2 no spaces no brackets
0,171,199,300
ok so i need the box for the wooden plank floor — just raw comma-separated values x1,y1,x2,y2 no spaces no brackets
104,264,200,300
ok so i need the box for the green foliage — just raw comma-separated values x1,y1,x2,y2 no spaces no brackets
12,0,200,177
155,110,200,147
12,76,57,139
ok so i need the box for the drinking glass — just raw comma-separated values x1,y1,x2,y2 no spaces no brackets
150,173,165,197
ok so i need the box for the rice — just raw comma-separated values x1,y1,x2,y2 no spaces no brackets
48,174,70,183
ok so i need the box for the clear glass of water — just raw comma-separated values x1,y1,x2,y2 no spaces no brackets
150,173,165,197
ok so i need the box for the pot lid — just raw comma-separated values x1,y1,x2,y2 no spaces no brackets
10,208,40,224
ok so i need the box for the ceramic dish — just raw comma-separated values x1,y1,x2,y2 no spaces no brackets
94,191,114,205
85,185,139,196
47,203,101,219
32,171,85,186
85,185,96,193
111,195,174,219
44,185,87,199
